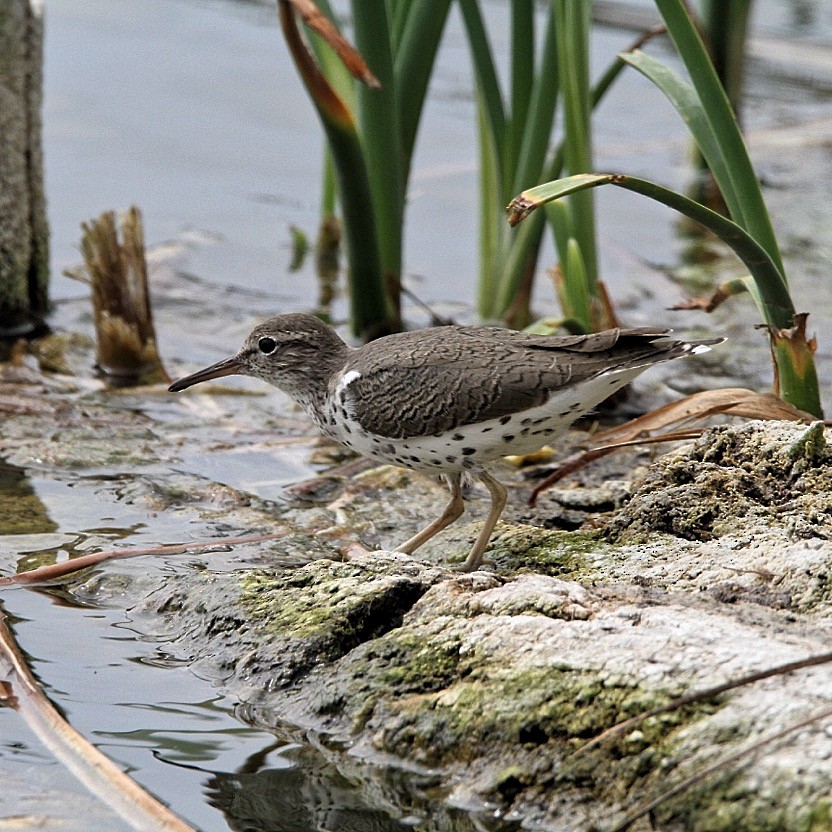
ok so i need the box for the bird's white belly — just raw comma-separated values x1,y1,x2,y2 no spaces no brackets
321,365,643,473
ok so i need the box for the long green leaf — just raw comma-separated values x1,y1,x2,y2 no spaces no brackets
508,173,821,416
562,237,592,331
389,0,410,53
553,0,597,288
351,0,402,296
395,0,453,176
477,97,501,319
458,0,507,182
546,198,572,275
700,0,753,113
652,0,785,277
320,146,336,217
622,50,743,224
508,0,535,192
508,174,794,327
494,206,545,317
327,125,394,338
511,6,559,196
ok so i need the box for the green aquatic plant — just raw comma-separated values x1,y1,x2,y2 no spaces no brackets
507,0,822,418
277,0,451,340
461,1,664,331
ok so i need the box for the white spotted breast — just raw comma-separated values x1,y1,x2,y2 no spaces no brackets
315,362,646,474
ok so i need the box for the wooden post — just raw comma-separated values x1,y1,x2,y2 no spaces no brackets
66,207,170,385
0,0,49,337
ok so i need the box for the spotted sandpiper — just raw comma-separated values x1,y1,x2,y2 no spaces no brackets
169,314,718,570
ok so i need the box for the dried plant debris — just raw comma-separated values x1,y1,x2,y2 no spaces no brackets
65,207,169,385
529,388,816,502
669,277,749,313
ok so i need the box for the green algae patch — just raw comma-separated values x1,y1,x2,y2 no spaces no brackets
310,628,469,732
369,664,720,780
486,525,603,577
371,630,464,693
239,563,426,644
233,557,449,686
654,773,832,832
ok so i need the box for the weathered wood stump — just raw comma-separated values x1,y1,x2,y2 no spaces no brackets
0,0,48,337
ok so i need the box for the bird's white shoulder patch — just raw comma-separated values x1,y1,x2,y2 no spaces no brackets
341,370,362,387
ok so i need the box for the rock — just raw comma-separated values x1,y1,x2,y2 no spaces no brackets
6,345,832,830
133,494,832,830
610,420,831,542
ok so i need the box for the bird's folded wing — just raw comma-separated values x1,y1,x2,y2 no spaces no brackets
342,328,680,439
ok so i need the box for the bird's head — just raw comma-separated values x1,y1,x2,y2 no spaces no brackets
168,313,348,403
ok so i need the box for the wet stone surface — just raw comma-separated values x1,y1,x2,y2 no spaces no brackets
4,305,832,831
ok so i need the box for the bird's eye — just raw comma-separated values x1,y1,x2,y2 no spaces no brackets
258,336,277,355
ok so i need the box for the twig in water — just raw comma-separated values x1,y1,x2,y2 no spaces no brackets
0,606,196,831
0,530,291,587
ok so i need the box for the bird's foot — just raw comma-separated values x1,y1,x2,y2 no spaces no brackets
339,541,371,562
453,556,496,573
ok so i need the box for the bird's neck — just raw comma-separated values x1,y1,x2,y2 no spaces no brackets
283,343,353,416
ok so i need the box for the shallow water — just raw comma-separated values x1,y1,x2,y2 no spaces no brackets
4,0,832,829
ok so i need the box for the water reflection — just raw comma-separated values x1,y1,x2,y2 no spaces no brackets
204,740,519,832
208,764,414,832
98,696,519,832
0,460,57,536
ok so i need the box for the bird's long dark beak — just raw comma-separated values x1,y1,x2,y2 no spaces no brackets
168,355,244,392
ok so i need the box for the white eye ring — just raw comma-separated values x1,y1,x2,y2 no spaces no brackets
258,336,277,355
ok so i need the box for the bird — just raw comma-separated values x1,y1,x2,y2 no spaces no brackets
169,313,718,571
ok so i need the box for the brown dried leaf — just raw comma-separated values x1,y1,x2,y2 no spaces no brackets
589,388,814,447
506,194,536,226
596,280,621,330
528,388,817,505
670,289,730,312
669,277,748,313
285,0,380,88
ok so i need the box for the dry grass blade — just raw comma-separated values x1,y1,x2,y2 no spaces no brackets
610,703,832,831
0,607,196,831
0,530,291,587
669,277,748,312
591,388,815,446
279,1,353,128
571,650,832,760
528,388,817,503
285,0,380,88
